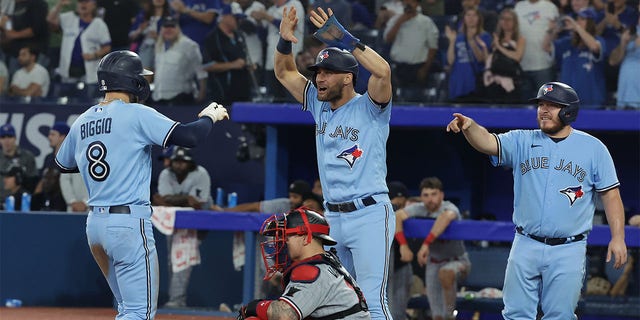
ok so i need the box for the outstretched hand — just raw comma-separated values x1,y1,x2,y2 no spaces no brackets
279,6,299,43
309,7,333,29
446,113,474,133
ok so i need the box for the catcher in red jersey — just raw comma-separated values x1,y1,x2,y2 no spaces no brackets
238,207,370,320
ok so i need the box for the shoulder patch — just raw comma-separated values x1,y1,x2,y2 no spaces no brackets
290,264,320,283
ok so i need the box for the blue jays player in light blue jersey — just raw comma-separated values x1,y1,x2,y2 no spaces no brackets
447,82,627,320
55,50,229,320
274,6,394,320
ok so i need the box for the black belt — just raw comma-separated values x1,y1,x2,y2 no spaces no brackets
90,205,131,214
326,196,376,213
516,226,585,246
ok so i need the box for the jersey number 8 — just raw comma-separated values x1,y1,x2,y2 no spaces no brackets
86,141,110,182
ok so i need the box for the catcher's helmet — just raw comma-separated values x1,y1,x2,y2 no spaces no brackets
259,207,336,279
308,47,358,85
529,82,580,125
97,50,153,102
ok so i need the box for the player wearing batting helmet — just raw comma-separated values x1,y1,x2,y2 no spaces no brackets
274,6,394,319
446,81,627,320
238,207,370,320
55,50,230,320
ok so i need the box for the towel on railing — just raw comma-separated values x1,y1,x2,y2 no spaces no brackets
233,231,245,271
151,206,200,272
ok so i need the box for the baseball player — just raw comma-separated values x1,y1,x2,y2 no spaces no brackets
274,7,394,320
238,207,370,320
55,50,229,320
446,81,627,320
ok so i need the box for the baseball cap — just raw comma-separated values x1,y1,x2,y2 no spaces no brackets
50,121,70,136
170,147,194,162
307,47,359,77
2,165,23,177
388,181,409,199
162,16,179,27
576,8,597,20
221,2,246,18
289,180,311,197
0,124,16,137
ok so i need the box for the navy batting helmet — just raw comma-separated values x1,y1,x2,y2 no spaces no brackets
308,47,358,85
529,82,580,124
97,50,153,102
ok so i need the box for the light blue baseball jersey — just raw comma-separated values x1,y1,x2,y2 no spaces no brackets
55,100,178,206
302,81,391,203
490,129,619,237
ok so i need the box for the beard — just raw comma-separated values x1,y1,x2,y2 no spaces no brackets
317,85,344,102
538,118,566,135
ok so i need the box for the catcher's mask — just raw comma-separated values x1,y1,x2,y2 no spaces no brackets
259,207,336,280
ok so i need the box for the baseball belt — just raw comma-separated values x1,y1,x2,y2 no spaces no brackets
516,226,585,246
326,196,376,213
90,205,131,214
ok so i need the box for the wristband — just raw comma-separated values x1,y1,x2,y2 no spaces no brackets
394,231,408,245
276,37,292,55
423,232,436,246
255,300,271,320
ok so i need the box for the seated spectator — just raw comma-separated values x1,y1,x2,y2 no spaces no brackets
0,59,8,96
151,16,207,106
37,121,69,187
1,165,29,210
31,167,67,211
482,8,525,103
47,0,112,100
0,123,37,198
302,192,324,215
169,0,219,48
129,0,171,69
609,14,640,110
0,0,49,75
9,45,50,98
445,7,491,102
545,9,606,108
60,171,89,212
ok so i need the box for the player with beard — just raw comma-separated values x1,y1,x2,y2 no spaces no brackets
446,81,627,320
274,6,394,320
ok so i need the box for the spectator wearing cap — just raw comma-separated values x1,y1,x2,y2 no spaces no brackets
1,165,29,210
545,8,607,107
0,124,37,199
210,179,310,213
151,15,207,106
47,0,112,99
9,45,50,98
202,2,253,105
169,0,220,48
157,145,176,168
151,146,212,308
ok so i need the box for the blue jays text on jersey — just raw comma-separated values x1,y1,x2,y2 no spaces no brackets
519,157,587,182
316,123,360,142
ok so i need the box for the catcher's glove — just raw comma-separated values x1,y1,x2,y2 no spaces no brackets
585,276,611,296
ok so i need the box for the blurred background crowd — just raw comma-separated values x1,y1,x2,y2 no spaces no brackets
0,0,639,109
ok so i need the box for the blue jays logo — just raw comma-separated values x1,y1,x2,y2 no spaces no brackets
542,84,554,95
559,186,584,206
337,145,363,169
525,11,541,24
318,50,330,62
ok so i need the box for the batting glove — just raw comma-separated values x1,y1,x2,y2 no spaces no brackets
198,102,229,123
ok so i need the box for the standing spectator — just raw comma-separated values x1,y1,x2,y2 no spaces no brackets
251,0,305,101
394,177,471,320
169,0,220,48
383,0,439,102
152,147,212,308
235,0,267,78
482,8,525,103
45,0,75,75
446,81,627,320
309,0,352,31
460,0,498,34
0,123,37,197
0,58,8,96
445,7,491,101
609,16,640,110
128,0,171,69
31,167,67,211
514,0,559,99
152,16,207,105
202,2,253,105
0,0,49,75
47,0,112,99
275,7,395,319
545,9,606,107
97,0,139,51
386,181,413,320
9,45,50,97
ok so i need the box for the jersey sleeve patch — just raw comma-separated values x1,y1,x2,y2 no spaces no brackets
290,264,320,283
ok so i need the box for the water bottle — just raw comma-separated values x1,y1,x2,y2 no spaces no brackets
5,298,22,307
216,187,225,207
227,192,238,208
4,196,15,212
21,192,31,212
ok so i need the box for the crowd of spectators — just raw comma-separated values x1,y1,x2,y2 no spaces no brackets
0,0,638,109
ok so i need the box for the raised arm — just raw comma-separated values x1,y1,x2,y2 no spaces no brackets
446,113,498,156
273,6,308,104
